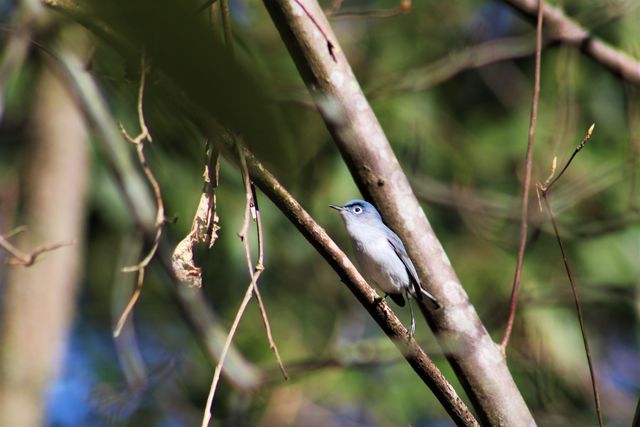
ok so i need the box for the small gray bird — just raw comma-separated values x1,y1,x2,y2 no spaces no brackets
330,200,440,336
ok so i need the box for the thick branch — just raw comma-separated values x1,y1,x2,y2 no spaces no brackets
503,0,640,86
262,1,534,425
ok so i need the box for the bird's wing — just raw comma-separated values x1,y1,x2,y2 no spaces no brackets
385,230,421,291
386,230,440,308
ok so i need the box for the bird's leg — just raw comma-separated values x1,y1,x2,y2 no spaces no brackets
407,292,416,337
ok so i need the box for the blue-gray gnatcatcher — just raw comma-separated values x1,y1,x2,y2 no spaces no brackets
330,199,440,336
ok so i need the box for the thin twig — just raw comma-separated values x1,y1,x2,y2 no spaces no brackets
500,0,544,352
324,0,343,16
237,143,253,241
200,275,257,427
200,144,287,426
292,0,337,62
543,123,595,193
536,124,604,427
4,225,27,239
540,193,604,427
114,56,165,338
249,181,287,379
135,60,152,143
329,0,411,19
237,145,287,378
0,233,74,266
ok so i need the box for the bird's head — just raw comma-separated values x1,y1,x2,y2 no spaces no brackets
329,199,382,226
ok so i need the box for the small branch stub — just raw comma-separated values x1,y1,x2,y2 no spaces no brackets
0,232,75,267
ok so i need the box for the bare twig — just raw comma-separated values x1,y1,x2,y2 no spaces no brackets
0,233,74,266
250,196,287,378
113,261,147,338
324,0,343,16
540,193,604,426
542,123,595,194
3,226,27,239
201,272,257,427
112,238,149,389
200,143,287,426
536,124,604,427
328,0,411,19
500,0,544,352
114,57,165,338
237,145,287,379
259,339,403,386
237,143,254,241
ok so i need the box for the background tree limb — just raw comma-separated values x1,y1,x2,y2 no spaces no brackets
0,64,89,427
502,0,640,86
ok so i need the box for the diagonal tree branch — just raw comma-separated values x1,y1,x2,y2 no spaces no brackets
262,1,534,425
502,0,640,86
221,143,479,427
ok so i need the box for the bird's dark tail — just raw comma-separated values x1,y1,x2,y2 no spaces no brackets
412,283,441,309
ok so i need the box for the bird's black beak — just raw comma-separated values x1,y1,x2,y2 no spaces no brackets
329,204,343,211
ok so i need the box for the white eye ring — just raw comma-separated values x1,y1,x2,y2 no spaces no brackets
353,206,363,214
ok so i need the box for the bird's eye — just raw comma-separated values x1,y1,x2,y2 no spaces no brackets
353,206,363,214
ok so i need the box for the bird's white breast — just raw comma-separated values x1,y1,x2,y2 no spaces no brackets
345,220,410,294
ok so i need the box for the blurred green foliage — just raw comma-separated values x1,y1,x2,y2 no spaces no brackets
1,0,639,426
